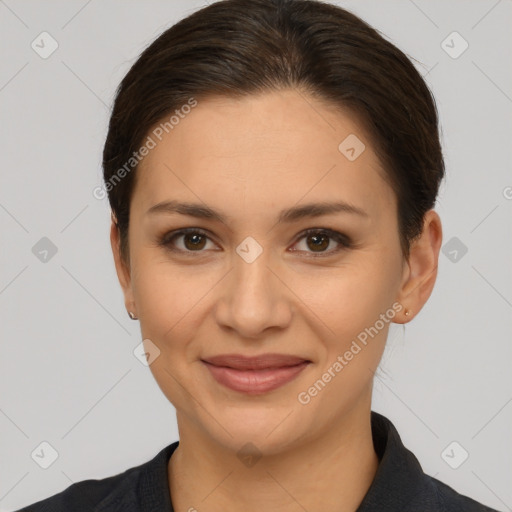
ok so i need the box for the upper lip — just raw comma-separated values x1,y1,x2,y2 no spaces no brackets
202,353,310,370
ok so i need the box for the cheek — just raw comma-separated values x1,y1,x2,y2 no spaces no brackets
132,262,213,405
291,271,398,416
131,252,222,356
292,256,399,331
288,253,401,378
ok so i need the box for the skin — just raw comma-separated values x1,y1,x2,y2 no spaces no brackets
110,88,442,512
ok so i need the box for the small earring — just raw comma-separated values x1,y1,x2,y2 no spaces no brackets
128,311,138,320
404,309,412,317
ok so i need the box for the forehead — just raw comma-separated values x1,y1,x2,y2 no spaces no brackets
133,89,395,220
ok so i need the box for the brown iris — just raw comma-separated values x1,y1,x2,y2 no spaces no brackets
306,233,329,252
183,233,207,251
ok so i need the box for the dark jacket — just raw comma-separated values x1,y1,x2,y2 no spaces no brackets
14,411,501,511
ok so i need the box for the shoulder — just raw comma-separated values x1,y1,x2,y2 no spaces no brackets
426,474,501,512
14,464,141,512
13,476,130,512
13,442,178,512
363,412,500,512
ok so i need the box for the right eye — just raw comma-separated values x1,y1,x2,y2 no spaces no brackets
159,228,218,254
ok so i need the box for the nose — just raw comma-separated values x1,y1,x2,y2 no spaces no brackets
214,244,292,339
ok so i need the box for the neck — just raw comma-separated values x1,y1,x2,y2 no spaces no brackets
168,404,379,512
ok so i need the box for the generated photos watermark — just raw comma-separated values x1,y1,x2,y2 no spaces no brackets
297,301,403,405
93,97,198,200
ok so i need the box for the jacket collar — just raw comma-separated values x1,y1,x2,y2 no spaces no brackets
356,411,433,510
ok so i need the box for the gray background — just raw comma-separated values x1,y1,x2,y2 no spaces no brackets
1,0,511,510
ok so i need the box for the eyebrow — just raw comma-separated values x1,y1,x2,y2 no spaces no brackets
146,199,368,224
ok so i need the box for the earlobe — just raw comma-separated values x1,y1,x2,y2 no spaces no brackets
394,210,443,324
109,216,136,316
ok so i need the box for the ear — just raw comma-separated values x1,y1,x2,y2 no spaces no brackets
110,213,136,317
394,209,443,324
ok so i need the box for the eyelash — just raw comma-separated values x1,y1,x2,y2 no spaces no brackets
159,227,353,258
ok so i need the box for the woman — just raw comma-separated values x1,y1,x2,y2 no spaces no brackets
16,0,501,510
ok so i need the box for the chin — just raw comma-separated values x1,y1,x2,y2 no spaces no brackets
199,400,310,457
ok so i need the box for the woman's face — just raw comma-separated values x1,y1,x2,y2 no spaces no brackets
113,89,411,454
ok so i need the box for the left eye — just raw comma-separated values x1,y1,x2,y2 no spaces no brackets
159,228,352,256
291,229,352,256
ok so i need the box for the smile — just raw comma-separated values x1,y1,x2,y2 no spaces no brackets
201,353,311,395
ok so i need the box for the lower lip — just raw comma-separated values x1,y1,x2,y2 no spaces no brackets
202,361,310,395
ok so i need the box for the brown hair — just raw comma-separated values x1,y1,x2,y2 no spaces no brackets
102,0,444,263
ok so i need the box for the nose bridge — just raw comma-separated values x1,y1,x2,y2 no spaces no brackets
215,238,290,337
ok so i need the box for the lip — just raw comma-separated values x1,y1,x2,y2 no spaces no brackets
201,353,311,395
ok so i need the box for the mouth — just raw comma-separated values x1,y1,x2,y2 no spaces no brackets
201,353,311,395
